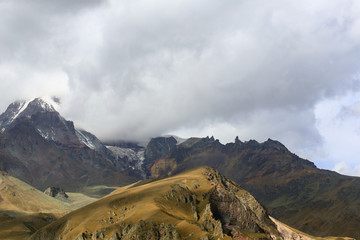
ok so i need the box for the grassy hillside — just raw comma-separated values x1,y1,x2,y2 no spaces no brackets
0,171,97,240
30,167,353,240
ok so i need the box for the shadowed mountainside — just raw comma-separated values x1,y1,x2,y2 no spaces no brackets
0,98,139,191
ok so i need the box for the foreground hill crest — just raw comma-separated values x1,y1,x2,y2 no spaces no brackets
31,167,319,240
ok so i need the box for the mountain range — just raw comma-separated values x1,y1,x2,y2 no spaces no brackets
0,97,359,239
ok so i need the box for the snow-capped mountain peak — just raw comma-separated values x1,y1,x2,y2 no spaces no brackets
24,97,61,114
0,97,61,130
0,97,111,154
30,97,57,112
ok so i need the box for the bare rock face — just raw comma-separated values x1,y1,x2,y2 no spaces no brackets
200,203,224,238
79,222,182,240
44,187,68,200
204,168,280,239
144,137,177,169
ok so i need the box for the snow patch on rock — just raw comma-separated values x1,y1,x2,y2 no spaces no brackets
11,100,31,122
76,130,96,150
37,128,56,141
106,146,146,178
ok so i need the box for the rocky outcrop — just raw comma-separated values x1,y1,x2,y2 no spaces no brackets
44,187,68,200
204,168,281,239
78,222,182,240
155,167,282,239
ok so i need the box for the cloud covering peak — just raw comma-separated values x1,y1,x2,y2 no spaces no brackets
1,0,360,174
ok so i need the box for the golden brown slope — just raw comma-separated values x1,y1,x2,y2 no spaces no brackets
30,167,354,240
0,171,97,240
31,167,279,239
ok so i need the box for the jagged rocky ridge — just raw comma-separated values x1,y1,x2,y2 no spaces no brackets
147,136,360,239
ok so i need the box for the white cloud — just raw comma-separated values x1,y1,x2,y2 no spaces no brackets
314,91,360,175
333,162,360,177
0,0,360,174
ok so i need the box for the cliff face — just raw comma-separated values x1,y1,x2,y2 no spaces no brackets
144,136,178,172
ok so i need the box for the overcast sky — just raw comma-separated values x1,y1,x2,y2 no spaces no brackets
1,0,360,176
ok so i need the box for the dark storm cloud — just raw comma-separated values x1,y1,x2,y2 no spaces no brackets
1,0,360,154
